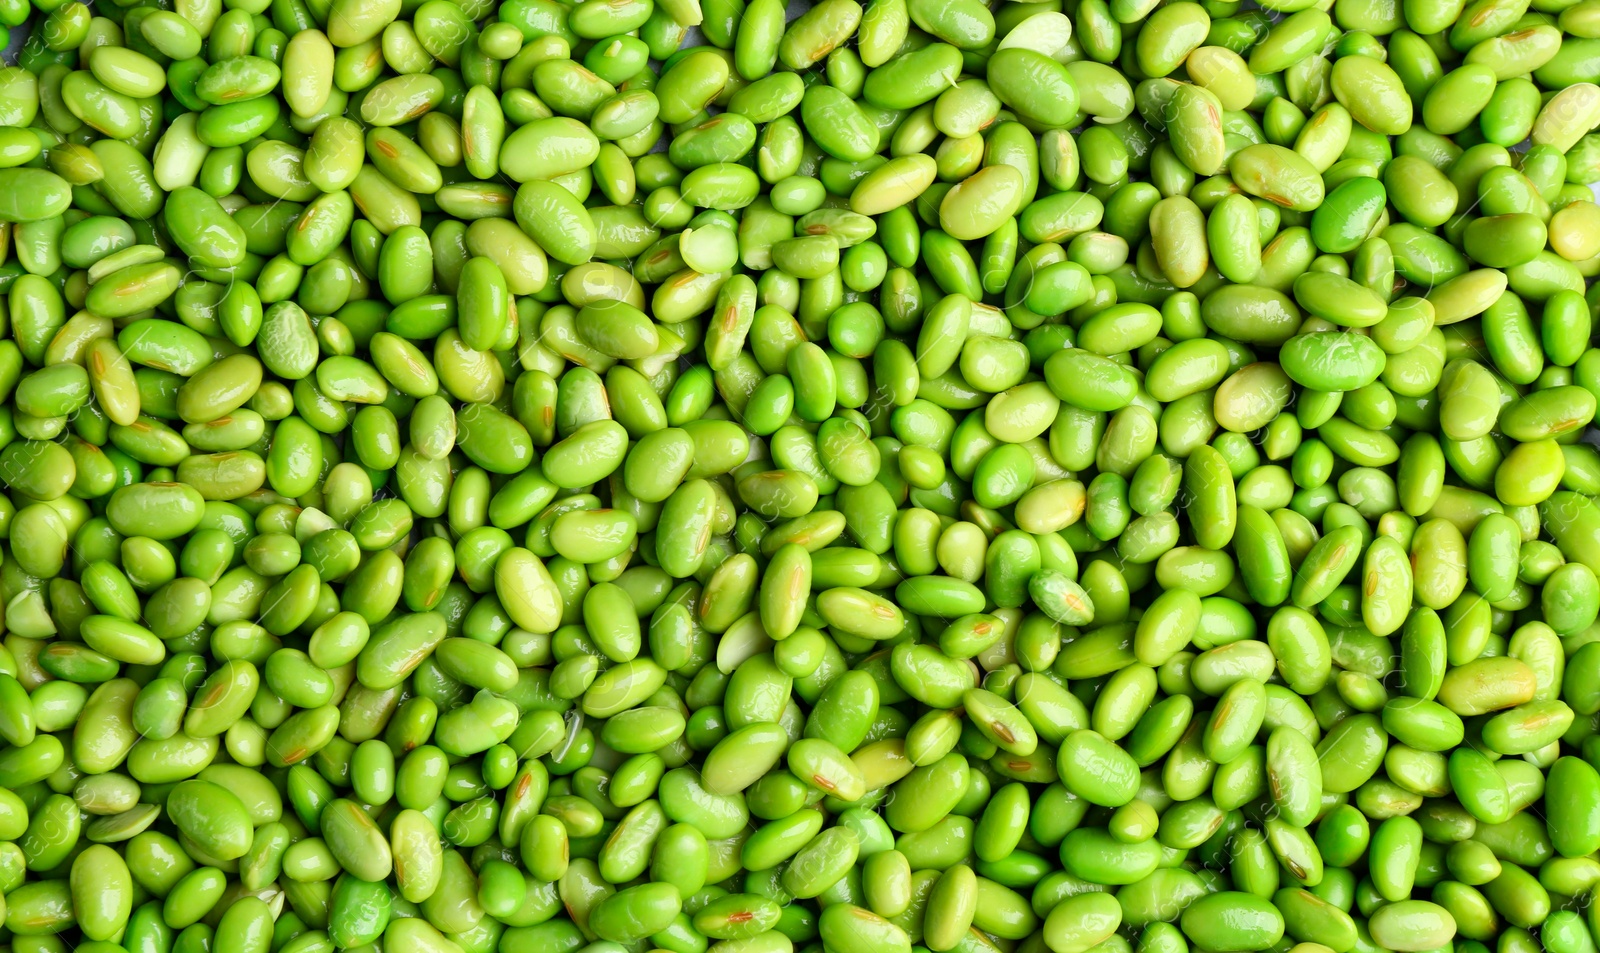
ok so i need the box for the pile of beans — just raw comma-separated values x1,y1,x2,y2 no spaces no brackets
4,0,1600,952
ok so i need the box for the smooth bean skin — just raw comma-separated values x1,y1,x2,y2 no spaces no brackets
0,5,1599,953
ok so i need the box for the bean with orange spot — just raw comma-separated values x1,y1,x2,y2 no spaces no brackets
693,892,783,939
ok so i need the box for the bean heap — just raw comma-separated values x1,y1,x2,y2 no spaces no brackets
6,0,1600,952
